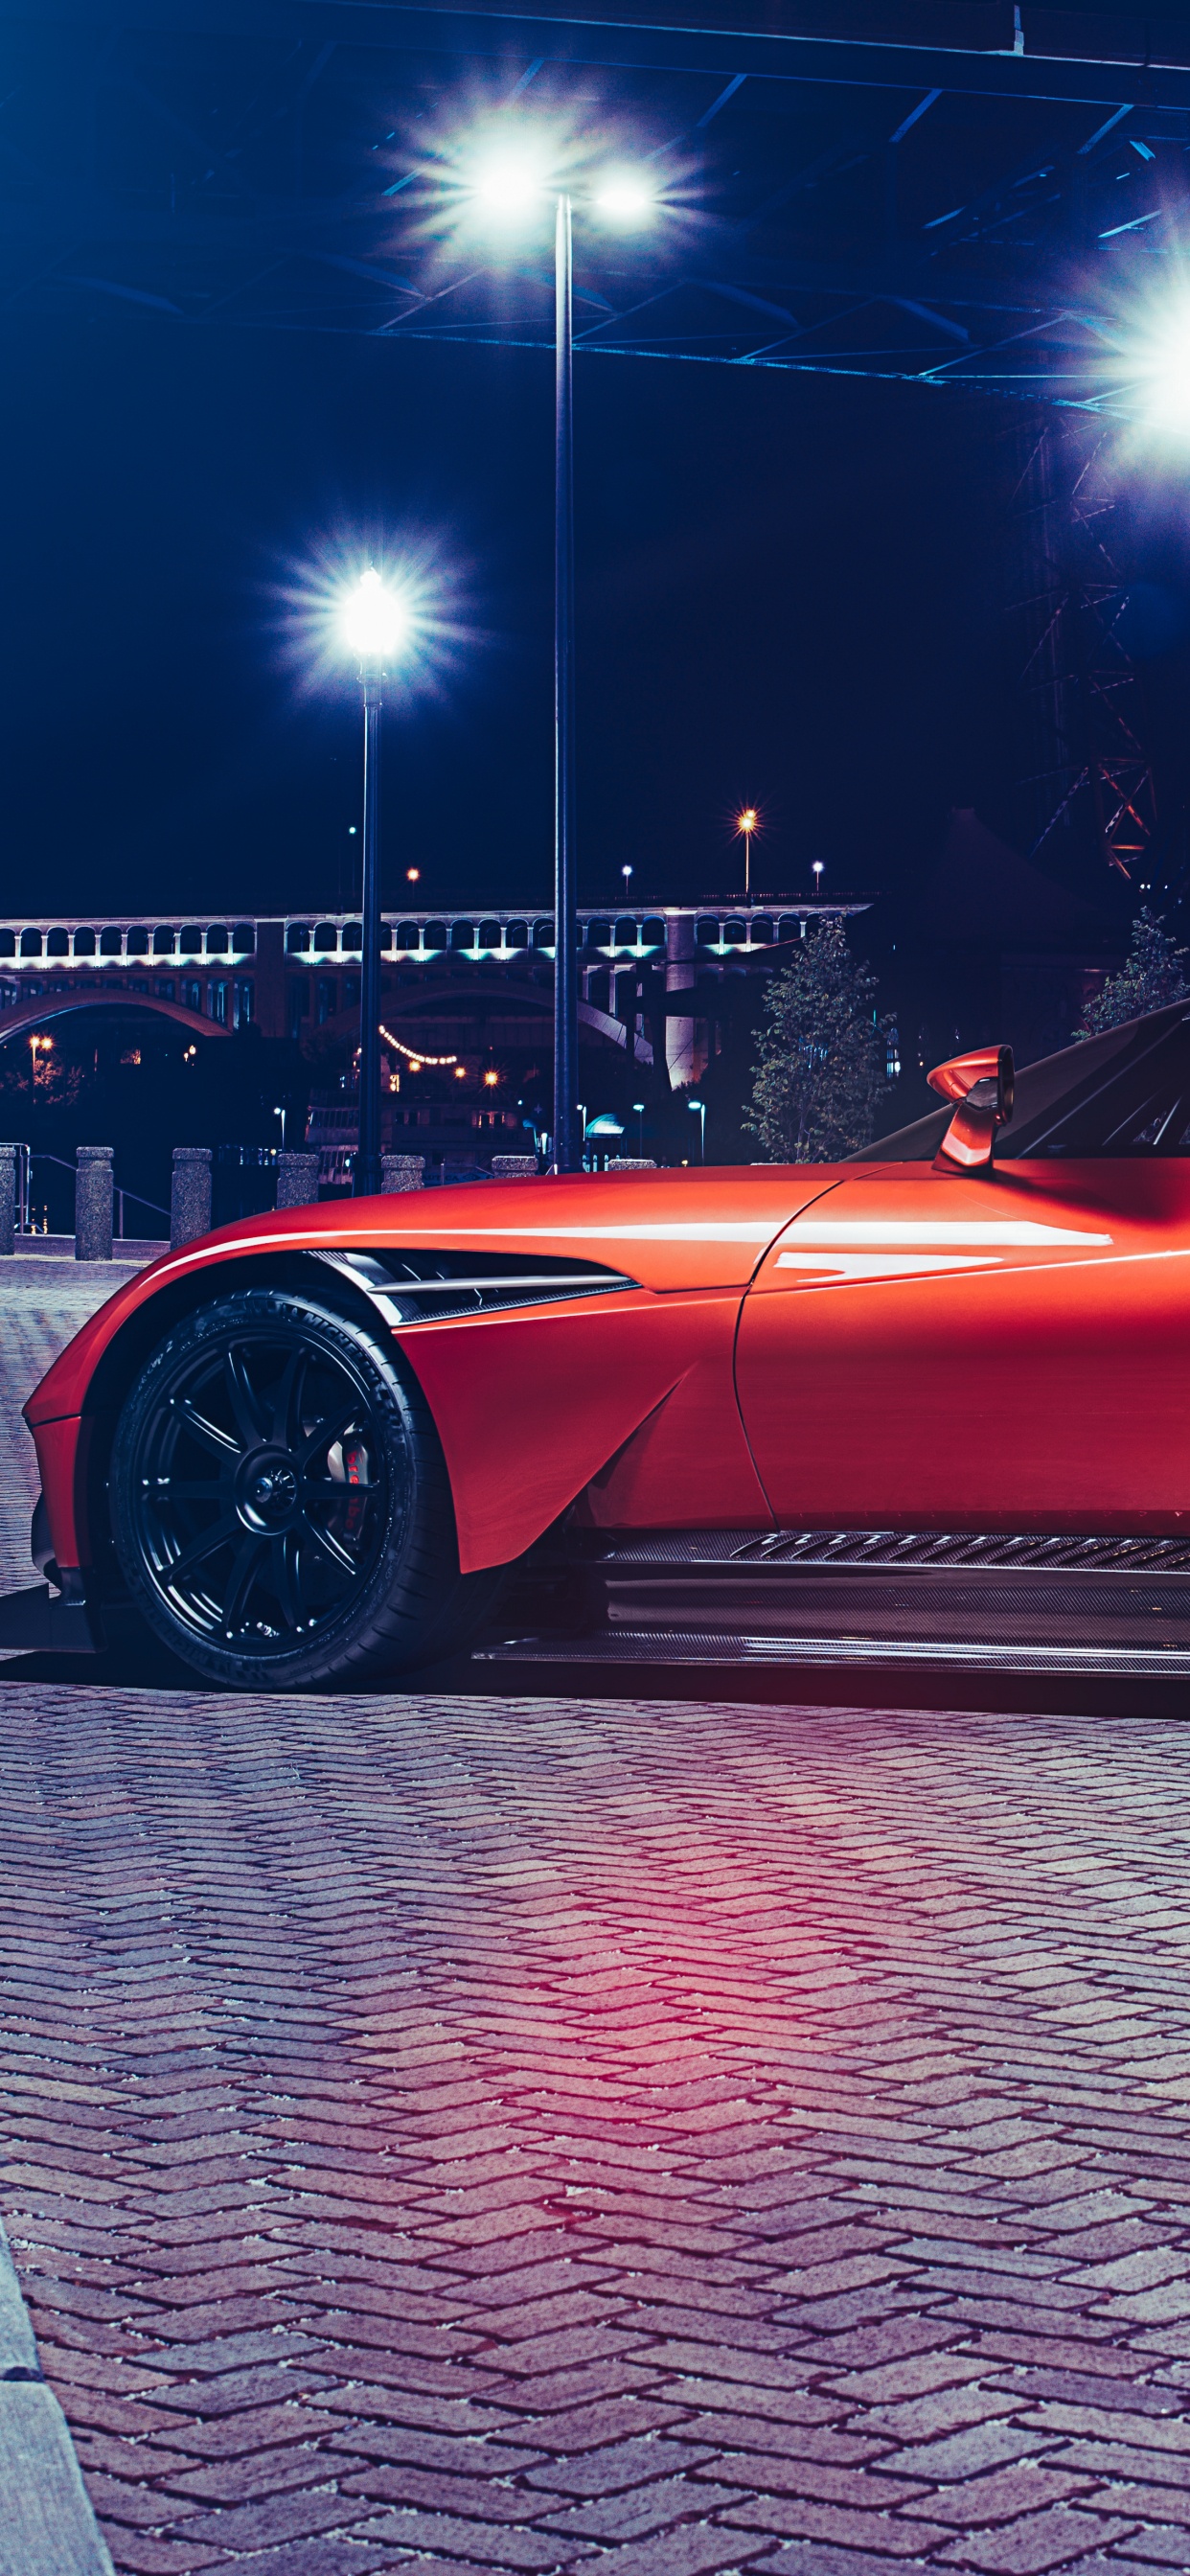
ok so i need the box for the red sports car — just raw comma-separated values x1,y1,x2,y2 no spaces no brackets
6,999,1190,1686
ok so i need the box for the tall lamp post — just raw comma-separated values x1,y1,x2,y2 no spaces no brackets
735,807,758,898
554,187,578,1173
341,567,409,1198
471,151,654,1172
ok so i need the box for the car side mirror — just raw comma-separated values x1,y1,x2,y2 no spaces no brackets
928,1044,1015,1171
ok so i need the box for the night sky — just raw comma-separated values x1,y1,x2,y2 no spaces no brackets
0,311,1018,928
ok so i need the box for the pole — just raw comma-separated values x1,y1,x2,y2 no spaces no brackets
553,189,578,1174
355,663,383,1196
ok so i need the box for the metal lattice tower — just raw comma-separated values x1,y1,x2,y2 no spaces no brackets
1006,418,1157,888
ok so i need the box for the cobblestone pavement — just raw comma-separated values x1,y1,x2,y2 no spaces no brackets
1,1687,1190,2576
0,1257,149,1591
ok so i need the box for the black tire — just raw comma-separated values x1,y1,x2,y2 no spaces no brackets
109,1285,493,1689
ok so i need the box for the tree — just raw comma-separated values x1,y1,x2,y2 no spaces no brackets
746,918,891,1162
1075,908,1190,1040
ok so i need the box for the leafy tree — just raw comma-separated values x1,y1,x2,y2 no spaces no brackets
746,918,891,1162
1075,907,1190,1040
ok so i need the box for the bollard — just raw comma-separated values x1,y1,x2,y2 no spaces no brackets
491,1155,538,1178
0,1146,17,1254
75,1147,114,1261
171,1146,213,1249
275,1151,320,1208
381,1155,424,1193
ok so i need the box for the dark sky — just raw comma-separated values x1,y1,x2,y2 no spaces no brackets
0,311,1030,924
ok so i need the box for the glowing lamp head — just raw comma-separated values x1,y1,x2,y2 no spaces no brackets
483,1068,500,1087
1128,298,1190,439
342,567,408,663
473,151,548,221
594,168,654,226
406,866,421,884
812,860,824,880
737,808,758,836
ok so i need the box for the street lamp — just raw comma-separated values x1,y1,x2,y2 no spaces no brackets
812,859,825,898
689,1097,706,1162
469,141,655,1173
340,566,411,1197
735,808,759,898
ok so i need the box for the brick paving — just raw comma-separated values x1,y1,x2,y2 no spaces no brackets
0,1687,1189,2574
0,1258,150,1591
3,1270,1190,2574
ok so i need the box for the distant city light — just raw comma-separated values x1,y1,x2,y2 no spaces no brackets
340,566,410,661
813,860,825,885
454,1064,469,1080
406,866,421,883
483,1069,500,1087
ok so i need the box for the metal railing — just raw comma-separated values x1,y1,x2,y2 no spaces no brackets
25,1151,169,1240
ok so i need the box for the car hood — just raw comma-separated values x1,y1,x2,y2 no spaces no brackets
26,1164,841,1427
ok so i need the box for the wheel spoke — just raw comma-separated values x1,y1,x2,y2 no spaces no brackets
224,1345,268,1447
302,1513,358,1576
296,1401,358,1471
172,1398,240,1461
269,1347,308,1450
222,1532,265,1627
168,1511,240,1582
270,1531,303,1629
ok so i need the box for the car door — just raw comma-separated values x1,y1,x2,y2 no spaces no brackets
734,1156,1190,1531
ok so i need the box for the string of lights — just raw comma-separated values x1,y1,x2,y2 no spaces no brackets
378,1024,458,1068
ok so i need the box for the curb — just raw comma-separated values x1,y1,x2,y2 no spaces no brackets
0,2211,115,2575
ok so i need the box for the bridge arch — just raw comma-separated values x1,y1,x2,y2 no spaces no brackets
0,990,234,1047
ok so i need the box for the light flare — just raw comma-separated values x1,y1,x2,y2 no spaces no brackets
341,567,410,662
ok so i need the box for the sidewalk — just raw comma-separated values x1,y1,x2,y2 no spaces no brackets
0,1254,159,1593
0,1686,1189,2576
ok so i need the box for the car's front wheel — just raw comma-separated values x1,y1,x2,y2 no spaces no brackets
109,1285,491,1688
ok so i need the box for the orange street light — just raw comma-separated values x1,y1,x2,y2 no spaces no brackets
735,806,759,896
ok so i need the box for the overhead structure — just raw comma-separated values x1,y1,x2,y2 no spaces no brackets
10,0,1190,408
1003,413,1158,883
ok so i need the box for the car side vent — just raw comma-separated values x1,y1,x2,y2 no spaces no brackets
313,1247,639,1324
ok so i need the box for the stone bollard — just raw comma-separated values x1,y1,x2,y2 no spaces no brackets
275,1151,320,1208
491,1155,538,1178
171,1146,213,1250
0,1146,17,1254
75,1147,114,1261
381,1155,424,1193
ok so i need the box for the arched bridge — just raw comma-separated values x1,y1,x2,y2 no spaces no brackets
0,990,233,1046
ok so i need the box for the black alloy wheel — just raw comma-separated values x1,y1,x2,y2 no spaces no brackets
110,1286,487,1687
